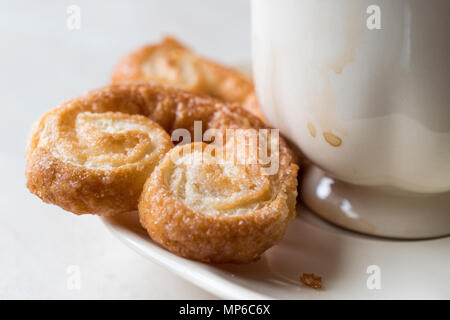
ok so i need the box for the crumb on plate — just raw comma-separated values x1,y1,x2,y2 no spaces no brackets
300,273,322,290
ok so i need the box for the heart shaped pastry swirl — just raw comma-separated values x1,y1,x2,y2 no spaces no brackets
165,142,273,215
112,37,263,119
26,88,174,215
53,111,168,169
139,139,298,263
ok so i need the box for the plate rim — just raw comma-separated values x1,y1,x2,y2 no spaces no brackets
101,215,273,300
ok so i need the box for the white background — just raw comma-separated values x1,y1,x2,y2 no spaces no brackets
0,0,251,299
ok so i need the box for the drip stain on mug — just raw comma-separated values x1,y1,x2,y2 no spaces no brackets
323,132,342,147
307,122,316,138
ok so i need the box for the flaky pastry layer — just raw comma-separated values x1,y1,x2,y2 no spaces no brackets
139,138,298,263
26,85,175,215
111,37,264,119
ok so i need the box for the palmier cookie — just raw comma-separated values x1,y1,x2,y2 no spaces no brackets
138,137,298,263
26,88,174,215
111,37,264,119
26,82,297,248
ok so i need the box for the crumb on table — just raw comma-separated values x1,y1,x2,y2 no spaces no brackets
300,273,322,290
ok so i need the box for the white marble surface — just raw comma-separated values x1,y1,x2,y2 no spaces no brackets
0,0,251,299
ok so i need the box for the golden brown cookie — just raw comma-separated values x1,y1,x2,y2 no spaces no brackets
111,37,264,119
138,141,298,263
26,82,298,263
26,86,175,215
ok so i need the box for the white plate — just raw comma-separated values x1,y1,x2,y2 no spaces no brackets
102,207,450,299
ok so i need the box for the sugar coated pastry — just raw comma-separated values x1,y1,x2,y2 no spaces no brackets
26,85,174,215
138,138,298,263
26,82,298,263
111,37,264,119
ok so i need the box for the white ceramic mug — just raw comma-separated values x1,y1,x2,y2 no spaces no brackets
251,0,450,238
